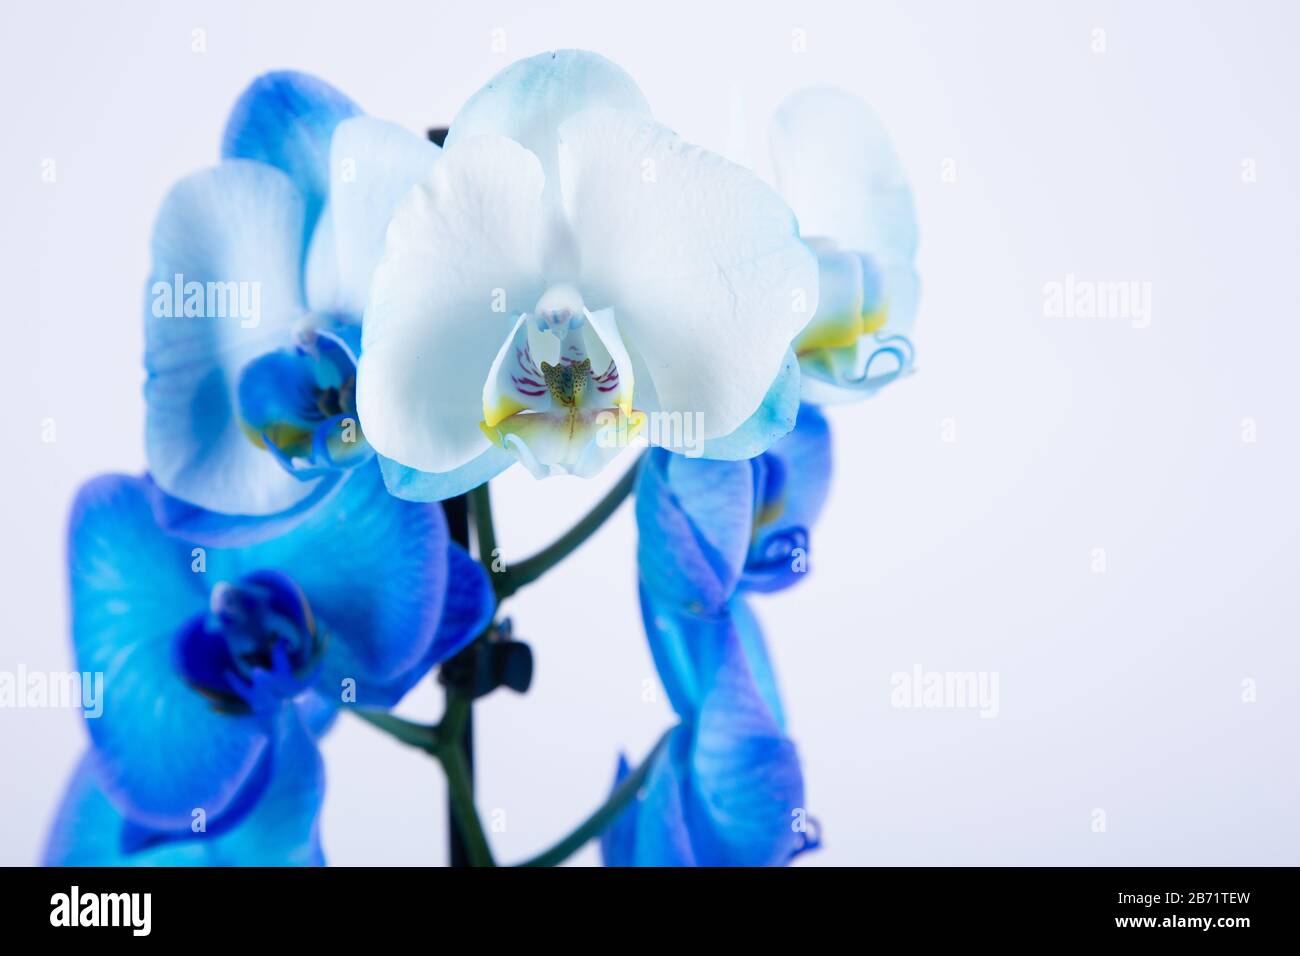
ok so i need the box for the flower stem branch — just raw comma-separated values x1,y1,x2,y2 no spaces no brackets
438,689,472,747
496,454,643,600
515,725,674,868
443,490,478,868
353,694,496,866
358,455,644,866
352,709,439,754
437,722,496,867
469,482,497,574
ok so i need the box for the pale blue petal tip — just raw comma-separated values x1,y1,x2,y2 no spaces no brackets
222,70,361,235
378,446,513,503
699,350,800,461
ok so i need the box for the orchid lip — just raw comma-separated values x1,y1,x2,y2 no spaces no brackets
478,287,642,477
175,570,326,715
236,326,373,477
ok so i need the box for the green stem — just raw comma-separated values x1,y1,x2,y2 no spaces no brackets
497,453,642,600
469,482,497,575
354,699,495,866
516,726,673,868
357,457,647,867
439,735,496,867
352,709,439,754
435,690,496,865
440,690,471,746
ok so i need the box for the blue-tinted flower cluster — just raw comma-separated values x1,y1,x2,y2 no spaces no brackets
47,74,488,865
45,51,915,867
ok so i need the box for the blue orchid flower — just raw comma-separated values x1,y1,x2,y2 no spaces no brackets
636,403,832,614
601,593,810,866
770,88,919,404
605,406,830,866
356,50,818,499
43,465,493,866
145,71,440,533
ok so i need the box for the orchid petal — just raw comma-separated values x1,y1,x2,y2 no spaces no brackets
558,108,817,444
150,474,344,549
227,464,449,692
600,733,698,866
770,87,917,266
688,627,804,866
222,70,360,244
699,350,800,461
316,116,441,317
447,49,649,251
360,542,495,706
762,402,831,535
45,707,324,866
377,447,513,504
68,475,271,830
636,453,754,617
357,135,547,475
145,161,323,515
490,407,641,480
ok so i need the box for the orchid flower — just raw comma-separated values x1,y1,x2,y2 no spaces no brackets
44,466,492,865
601,594,809,866
770,88,919,404
145,72,439,532
356,51,818,500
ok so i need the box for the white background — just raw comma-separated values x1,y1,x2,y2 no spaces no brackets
2,0,1297,865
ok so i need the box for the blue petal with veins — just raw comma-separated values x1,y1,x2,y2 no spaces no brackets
60,462,486,846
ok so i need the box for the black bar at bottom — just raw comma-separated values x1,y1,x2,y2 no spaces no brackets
1,867,1288,941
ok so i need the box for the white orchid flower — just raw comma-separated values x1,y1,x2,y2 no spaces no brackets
357,51,818,499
